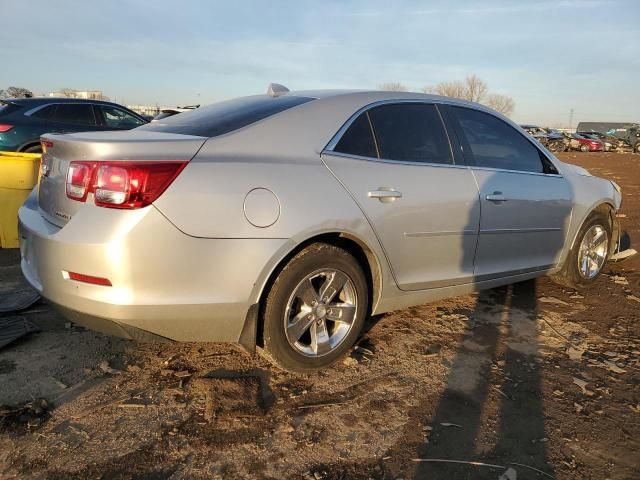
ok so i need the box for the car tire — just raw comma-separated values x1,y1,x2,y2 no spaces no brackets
580,144,589,152
22,144,43,154
261,242,369,372
552,211,611,289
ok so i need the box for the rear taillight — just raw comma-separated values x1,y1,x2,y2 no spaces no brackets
66,161,96,201
66,161,187,209
0,124,14,132
41,140,54,153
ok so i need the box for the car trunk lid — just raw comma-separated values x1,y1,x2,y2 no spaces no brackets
37,130,206,227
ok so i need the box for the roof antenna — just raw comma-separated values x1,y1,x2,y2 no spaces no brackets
267,83,290,97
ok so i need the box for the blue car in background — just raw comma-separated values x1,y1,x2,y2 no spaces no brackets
0,98,147,153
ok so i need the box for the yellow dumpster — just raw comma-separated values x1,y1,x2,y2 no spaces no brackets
0,152,41,248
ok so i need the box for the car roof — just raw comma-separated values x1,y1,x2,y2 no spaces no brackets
169,88,524,159
284,89,481,107
241,89,504,121
0,97,127,108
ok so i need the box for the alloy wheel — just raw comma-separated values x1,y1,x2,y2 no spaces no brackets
577,225,608,279
283,269,357,357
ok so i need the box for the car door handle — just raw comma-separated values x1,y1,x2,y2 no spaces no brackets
486,192,507,202
368,189,403,203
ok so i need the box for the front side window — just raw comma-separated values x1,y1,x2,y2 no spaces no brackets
53,104,96,126
334,112,378,158
99,106,145,128
368,103,452,164
453,107,545,173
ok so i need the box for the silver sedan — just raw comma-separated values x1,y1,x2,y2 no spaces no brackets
19,85,628,371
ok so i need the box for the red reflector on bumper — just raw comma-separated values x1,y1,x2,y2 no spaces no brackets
67,272,112,286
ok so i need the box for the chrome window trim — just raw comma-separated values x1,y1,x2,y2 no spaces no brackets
324,150,564,178
469,165,563,178
24,102,105,117
23,104,54,116
323,97,565,177
322,150,470,170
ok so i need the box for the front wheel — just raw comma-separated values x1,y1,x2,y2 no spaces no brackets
261,243,369,372
580,144,590,152
552,211,611,289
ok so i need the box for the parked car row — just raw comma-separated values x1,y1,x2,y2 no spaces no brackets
577,122,640,154
521,123,640,153
519,124,568,152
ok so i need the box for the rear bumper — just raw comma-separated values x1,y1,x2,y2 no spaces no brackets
18,191,287,343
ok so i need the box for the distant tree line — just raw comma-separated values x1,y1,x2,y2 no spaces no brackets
0,86,34,98
379,75,515,116
0,86,110,101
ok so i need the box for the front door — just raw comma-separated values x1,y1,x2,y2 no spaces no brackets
448,106,572,279
322,102,480,291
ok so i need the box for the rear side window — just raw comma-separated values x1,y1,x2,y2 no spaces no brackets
30,105,55,120
453,107,544,173
368,103,452,164
334,112,378,158
53,104,97,126
139,95,315,137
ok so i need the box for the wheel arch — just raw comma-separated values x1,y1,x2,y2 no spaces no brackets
18,140,42,152
252,231,384,348
567,201,616,255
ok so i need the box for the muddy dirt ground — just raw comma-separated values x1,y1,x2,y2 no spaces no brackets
0,152,638,480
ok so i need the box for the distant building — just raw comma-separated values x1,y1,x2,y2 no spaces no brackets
126,104,161,116
48,90,107,100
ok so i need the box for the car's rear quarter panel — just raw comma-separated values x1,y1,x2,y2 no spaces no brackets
20,195,287,341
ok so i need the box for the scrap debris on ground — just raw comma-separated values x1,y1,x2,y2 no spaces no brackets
0,259,41,350
0,316,40,350
0,152,639,479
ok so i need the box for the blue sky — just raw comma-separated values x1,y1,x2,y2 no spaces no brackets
1,0,638,125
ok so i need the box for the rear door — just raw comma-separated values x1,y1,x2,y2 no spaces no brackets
322,102,480,291
446,105,572,279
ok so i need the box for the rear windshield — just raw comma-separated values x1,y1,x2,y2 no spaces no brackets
138,95,314,137
153,111,179,121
